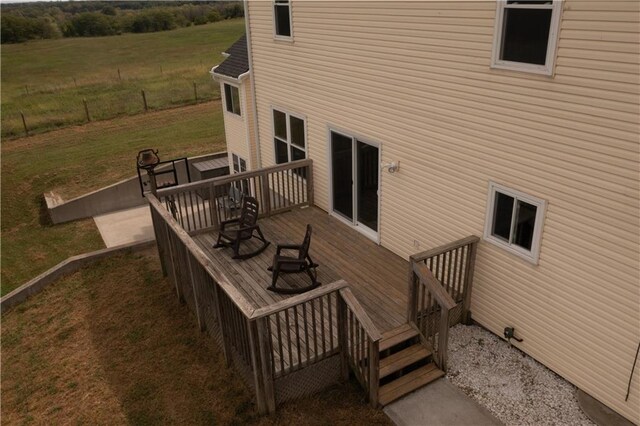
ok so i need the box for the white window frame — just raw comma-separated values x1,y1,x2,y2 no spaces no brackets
272,107,306,164
273,0,293,41
490,0,562,76
224,83,241,116
483,182,547,264
231,153,247,173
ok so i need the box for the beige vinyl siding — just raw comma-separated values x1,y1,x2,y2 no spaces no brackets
220,81,251,168
243,78,259,169
246,0,640,422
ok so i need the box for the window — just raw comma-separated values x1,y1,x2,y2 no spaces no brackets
224,84,241,116
273,108,306,164
484,182,546,264
274,0,292,39
231,153,249,195
231,154,247,173
491,0,562,75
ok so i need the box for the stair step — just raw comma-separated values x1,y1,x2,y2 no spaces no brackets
379,324,419,352
379,345,432,379
378,363,445,406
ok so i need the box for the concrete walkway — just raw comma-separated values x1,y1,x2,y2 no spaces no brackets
93,205,154,248
384,378,501,426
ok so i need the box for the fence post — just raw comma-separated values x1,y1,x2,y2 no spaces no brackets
20,112,29,136
24,85,29,95
73,77,78,89
117,68,122,81
83,99,91,122
193,82,198,102
141,90,148,112
462,241,478,325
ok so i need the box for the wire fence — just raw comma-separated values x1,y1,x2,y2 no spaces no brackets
2,68,221,139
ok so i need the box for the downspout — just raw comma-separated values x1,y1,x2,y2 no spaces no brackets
237,71,253,170
244,0,262,169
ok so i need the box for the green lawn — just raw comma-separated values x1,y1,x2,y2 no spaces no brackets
1,19,245,138
1,102,226,296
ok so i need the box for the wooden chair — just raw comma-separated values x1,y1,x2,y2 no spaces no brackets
214,196,270,259
267,224,320,294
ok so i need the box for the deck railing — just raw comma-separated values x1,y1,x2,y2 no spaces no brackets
147,159,381,412
407,236,479,370
339,287,381,405
156,159,313,234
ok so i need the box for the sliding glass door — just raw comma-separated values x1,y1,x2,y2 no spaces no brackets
330,130,380,238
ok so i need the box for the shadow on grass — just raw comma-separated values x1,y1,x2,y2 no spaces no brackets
1,249,391,425
37,194,53,227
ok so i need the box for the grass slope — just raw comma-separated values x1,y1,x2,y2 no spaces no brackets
1,102,225,296
1,249,391,425
1,19,245,137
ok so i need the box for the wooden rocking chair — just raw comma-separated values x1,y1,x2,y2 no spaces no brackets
214,196,270,260
267,224,320,294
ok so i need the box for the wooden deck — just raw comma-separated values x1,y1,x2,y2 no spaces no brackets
194,206,408,334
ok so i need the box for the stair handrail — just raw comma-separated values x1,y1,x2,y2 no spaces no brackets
409,261,456,370
337,287,381,407
339,288,382,342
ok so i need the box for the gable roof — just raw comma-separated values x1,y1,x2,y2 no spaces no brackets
214,35,249,79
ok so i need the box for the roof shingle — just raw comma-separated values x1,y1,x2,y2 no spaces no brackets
214,35,249,79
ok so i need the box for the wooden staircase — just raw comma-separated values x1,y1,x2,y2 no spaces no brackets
377,324,445,406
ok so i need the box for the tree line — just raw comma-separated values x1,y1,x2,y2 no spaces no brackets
1,1,243,43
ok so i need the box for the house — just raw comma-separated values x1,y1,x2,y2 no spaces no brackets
195,0,640,422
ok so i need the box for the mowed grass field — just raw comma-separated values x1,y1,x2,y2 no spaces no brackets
1,102,226,296
1,249,391,425
1,19,245,138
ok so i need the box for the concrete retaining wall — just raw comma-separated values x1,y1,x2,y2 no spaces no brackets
46,152,228,224
0,240,155,312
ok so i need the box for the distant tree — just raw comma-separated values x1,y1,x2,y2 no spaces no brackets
207,10,221,23
102,6,117,16
1,14,60,43
65,12,118,37
221,3,243,19
129,9,176,33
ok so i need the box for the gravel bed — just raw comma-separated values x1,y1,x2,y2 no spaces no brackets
446,324,595,426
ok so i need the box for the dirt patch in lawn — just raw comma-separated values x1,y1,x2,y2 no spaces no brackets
1,248,391,425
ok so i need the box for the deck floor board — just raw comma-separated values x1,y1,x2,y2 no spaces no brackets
193,206,408,335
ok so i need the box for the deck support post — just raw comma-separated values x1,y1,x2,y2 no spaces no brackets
337,297,350,381
256,317,276,413
247,318,268,414
214,284,232,367
306,161,314,207
368,340,379,407
149,203,168,277
261,174,271,217
462,241,478,325
438,307,451,371
209,185,219,229
406,260,418,323
186,254,204,331
165,225,183,302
